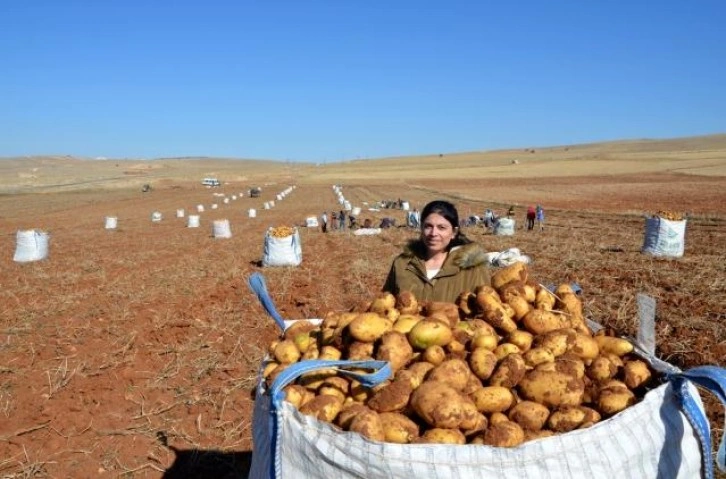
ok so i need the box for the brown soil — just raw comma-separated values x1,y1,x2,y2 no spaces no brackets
0,174,724,478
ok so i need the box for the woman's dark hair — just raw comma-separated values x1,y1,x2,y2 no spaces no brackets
420,200,472,249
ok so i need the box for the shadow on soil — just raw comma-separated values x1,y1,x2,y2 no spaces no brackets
158,432,253,478
162,447,252,479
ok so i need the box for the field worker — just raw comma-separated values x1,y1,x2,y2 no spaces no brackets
320,211,328,233
338,210,346,230
330,211,338,230
536,204,545,231
382,200,490,303
526,205,536,230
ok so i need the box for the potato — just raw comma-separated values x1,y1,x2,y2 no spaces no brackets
318,376,349,399
578,406,602,428
508,401,550,431
505,292,532,321
349,408,385,441
422,345,446,365
481,420,525,447
506,330,534,353
462,371,484,395
594,335,634,357
369,292,396,314
292,332,314,353
299,394,343,423
408,319,453,350
392,314,423,334
491,262,528,291
410,381,480,429
377,331,414,372
446,339,468,359
298,368,337,390
522,310,570,335
283,384,311,409
469,347,498,380
403,362,435,389
423,301,461,328
534,356,585,380
523,347,556,368
319,345,342,361
283,320,318,341
262,361,279,379
567,333,600,361
348,378,371,403
597,384,635,416
546,405,586,432
470,386,515,413
426,358,471,392
266,363,290,386
586,355,618,381
489,412,509,426
415,428,466,445
336,403,372,430
302,342,320,360
534,286,556,311
522,283,537,303
456,291,476,317
367,377,414,413
379,412,419,444
347,341,374,360
494,343,522,361
396,291,419,315
489,353,527,388
274,339,301,364
475,292,518,333
623,359,652,389
518,370,585,408
470,330,499,351
534,329,576,357
523,429,555,442
348,313,392,343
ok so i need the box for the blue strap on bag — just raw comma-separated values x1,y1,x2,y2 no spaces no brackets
666,365,726,478
248,272,287,330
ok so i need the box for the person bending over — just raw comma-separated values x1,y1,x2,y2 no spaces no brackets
382,200,490,303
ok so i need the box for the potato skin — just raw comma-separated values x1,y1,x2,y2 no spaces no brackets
594,335,634,357
410,381,480,429
623,360,652,389
518,370,585,408
408,320,454,350
480,420,525,447
376,331,414,372
426,359,471,392
415,428,466,445
546,406,586,432
470,386,516,413
379,412,420,444
299,395,343,423
522,310,570,336
348,313,391,343
349,408,385,441
489,353,527,388
508,401,550,431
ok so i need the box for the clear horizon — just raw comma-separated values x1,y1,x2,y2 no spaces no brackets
1,0,724,162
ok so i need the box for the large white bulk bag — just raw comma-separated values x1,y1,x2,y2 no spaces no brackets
494,217,516,235
104,216,118,229
305,216,319,228
212,219,232,238
262,228,302,267
14,229,50,262
187,215,200,228
246,275,726,479
401,201,410,211
642,216,687,257
351,207,362,216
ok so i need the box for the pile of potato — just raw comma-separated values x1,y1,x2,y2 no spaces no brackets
655,210,685,221
262,263,656,446
268,226,296,238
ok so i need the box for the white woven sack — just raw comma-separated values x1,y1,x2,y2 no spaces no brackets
251,376,705,479
494,218,516,236
642,217,687,257
262,229,302,267
13,229,50,262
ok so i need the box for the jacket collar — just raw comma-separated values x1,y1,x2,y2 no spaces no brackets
401,240,488,272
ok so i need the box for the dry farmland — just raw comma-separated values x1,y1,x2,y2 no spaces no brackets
1,136,725,478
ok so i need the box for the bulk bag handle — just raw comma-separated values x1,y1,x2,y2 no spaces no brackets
666,365,726,477
248,272,286,330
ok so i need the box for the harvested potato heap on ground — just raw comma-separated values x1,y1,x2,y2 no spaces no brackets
268,226,295,237
262,262,656,446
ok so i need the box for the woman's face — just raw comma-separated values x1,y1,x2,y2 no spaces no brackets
421,212,456,255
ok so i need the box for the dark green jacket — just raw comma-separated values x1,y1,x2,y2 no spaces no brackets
383,240,491,303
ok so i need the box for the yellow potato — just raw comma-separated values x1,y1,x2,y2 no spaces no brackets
546,405,586,432
456,291,476,317
274,339,301,364
534,286,556,311
470,330,499,351
423,301,461,328
407,319,453,350
347,341,375,360
469,347,498,380
567,333,600,361
508,401,550,431
491,262,529,291
480,420,525,447
376,331,414,372
426,358,471,392
597,384,635,416
402,362,435,389
299,394,343,423
379,412,420,444
349,408,385,441
336,403,372,430
422,345,446,365
594,335,634,357
586,355,618,381
470,386,516,413
534,329,576,357
507,330,534,353
392,314,423,334
282,384,310,409
415,428,466,445
494,342,522,361
522,310,570,335
475,292,518,333
348,313,392,343
410,381,480,429
523,347,556,368
518,370,585,408
369,292,396,314
319,345,342,360
623,359,652,389
367,377,414,413
488,353,527,388
283,320,318,341
395,291,419,315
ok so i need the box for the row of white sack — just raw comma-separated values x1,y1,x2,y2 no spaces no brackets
246,273,726,479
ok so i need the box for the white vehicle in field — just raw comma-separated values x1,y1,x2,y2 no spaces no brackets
202,178,221,187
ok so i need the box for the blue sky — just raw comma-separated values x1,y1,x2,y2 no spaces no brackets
1,1,724,162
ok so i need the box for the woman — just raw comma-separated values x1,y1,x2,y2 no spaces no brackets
382,200,490,303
